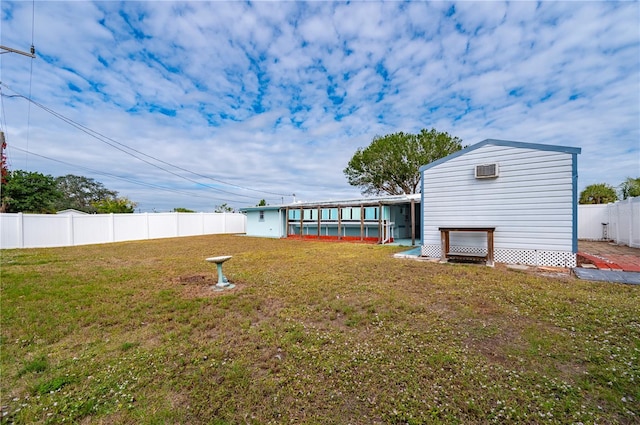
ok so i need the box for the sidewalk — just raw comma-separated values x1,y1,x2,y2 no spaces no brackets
577,241,640,272
575,241,640,285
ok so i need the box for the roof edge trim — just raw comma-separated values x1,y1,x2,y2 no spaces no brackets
419,139,582,173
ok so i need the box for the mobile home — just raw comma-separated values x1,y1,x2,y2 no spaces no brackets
420,139,581,267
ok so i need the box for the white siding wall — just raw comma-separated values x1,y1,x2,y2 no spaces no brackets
422,144,576,266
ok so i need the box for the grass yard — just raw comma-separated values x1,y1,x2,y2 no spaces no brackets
1,235,638,424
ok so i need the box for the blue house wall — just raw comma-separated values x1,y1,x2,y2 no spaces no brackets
243,207,286,238
241,194,420,243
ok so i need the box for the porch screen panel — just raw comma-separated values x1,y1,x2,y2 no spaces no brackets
364,207,378,220
322,208,338,220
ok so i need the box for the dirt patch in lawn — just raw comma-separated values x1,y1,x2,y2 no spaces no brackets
173,274,244,298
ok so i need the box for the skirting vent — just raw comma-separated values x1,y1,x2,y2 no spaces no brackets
421,244,577,268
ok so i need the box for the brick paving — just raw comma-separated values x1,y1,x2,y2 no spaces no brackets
578,241,640,272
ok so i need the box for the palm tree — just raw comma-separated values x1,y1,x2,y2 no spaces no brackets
619,177,640,200
579,183,617,204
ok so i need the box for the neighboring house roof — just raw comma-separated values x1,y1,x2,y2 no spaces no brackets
239,205,283,212
420,139,582,173
239,194,420,212
56,209,89,215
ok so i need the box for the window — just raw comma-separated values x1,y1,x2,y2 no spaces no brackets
364,207,378,220
341,208,353,220
288,209,300,220
259,210,265,221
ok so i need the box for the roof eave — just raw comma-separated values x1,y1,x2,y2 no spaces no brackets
419,139,582,173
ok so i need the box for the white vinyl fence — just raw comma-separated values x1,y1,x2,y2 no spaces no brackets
0,212,246,249
578,197,639,248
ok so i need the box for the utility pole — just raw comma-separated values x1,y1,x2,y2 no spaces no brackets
0,130,6,212
1,131,6,181
0,44,36,58
0,42,36,201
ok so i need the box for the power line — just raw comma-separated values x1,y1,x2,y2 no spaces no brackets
4,90,268,200
8,144,252,204
0,83,292,198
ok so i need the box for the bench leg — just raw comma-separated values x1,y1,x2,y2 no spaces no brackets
440,231,449,263
487,230,495,267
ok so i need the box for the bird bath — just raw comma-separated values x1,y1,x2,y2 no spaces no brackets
205,256,235,290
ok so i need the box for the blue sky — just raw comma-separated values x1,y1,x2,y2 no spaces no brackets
1,1,638,212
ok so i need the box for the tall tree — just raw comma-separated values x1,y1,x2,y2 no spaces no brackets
619,177,640,200
1,170,62,213
92,197,137,213
579,183,618,204
344,128,463,195
55,174,118,213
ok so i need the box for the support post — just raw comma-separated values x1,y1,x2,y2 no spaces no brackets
285,207,290,237
17,212,24,248
377,204,382,243
628,197,633,248
487,228,495,267
440,230,449,262
410,198,416,246
299,206,304,238
337,206,342,240
67,214,74,246
360,205,364,241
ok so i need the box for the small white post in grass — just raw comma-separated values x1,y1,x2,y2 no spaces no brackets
205,256,235,290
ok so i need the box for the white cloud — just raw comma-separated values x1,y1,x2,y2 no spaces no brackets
1,0,638,212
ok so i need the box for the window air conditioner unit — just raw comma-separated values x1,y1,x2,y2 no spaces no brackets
475,163,499,179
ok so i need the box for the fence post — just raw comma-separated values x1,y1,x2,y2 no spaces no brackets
68,214,74,246
628,197,633,247
607,203,612,241
109,213,115,242
614,202,620,244
17,212,24,248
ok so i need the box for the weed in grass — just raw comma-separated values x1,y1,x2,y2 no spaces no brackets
17,356,48,377
121,342,140,352
34,376,73,395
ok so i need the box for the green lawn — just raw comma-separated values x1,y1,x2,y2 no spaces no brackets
1,235,638,424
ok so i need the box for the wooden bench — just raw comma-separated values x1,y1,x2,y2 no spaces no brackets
439,227,495,267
